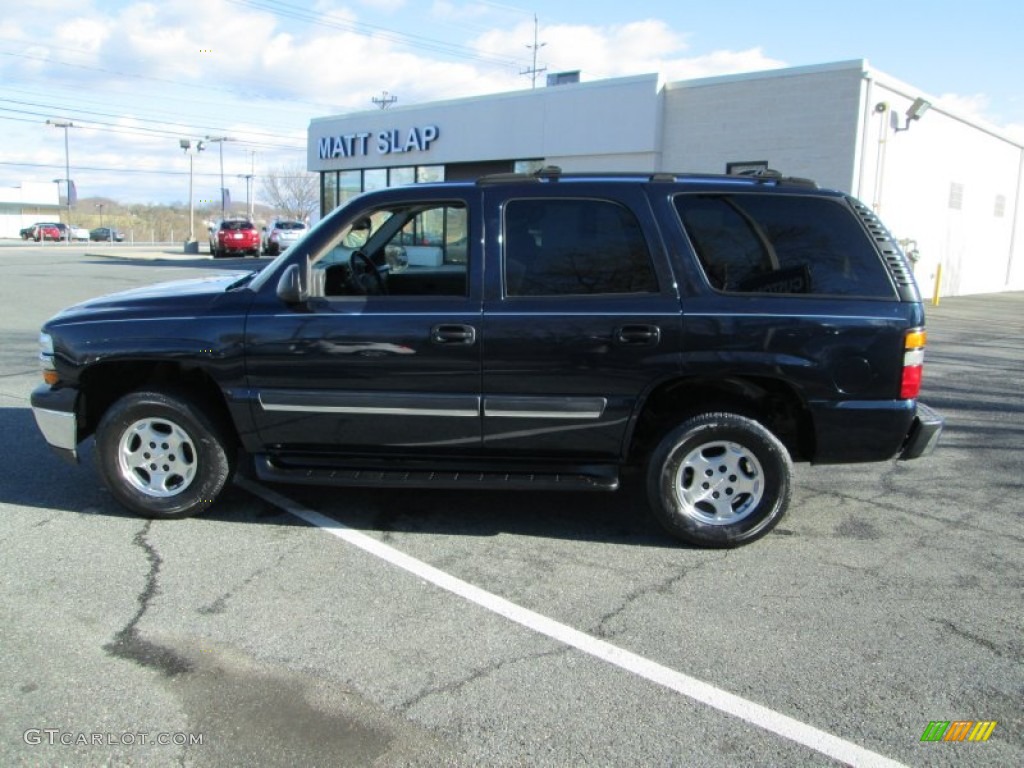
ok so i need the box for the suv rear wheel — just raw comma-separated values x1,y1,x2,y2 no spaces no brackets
95,389,235,519
646,412,791,547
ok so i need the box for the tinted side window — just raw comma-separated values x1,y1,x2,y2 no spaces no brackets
674,194,895,298
504,199,658,296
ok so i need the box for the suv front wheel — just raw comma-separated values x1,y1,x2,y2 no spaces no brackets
646,412,792,547
95,389,235,519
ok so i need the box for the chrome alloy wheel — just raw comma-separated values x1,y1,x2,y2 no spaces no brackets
673,440,764,525
116,417,198,498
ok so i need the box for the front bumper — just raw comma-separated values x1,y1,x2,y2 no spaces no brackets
30,384,79,464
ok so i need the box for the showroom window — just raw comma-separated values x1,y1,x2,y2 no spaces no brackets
320,165,448,214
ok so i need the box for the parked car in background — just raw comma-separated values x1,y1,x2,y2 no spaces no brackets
89,227,125,242
20,224,37,239
262,219,307,255
68,224,90,241
28,223,62,242
210,218,260,257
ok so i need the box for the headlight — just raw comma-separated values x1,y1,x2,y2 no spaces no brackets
39,332,59,385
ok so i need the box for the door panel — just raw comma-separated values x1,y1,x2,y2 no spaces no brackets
245,192,483,454
246,301,482,451
480,188,682,459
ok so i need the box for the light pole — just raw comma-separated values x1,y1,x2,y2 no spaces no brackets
96,202,104,231
205,136,234,218
46,119,74,241
180,139,205,253
237,174,253,220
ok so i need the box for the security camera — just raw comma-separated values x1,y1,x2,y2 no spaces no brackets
874,102,888,114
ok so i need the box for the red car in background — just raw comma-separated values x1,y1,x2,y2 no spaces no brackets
27,223,62,242
209,219,260,257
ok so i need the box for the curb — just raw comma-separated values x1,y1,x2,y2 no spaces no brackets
85,250,214,262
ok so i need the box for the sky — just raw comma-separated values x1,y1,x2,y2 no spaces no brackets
2,0,1022,209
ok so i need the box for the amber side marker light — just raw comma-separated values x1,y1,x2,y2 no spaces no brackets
901,329,926,399
39,332,59,385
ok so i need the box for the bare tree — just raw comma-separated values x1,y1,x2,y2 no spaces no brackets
260,163,318,221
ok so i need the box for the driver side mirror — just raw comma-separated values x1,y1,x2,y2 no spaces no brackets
276,263,306,304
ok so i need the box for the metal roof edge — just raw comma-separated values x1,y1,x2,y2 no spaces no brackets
661,59,868,91
309,73,661,126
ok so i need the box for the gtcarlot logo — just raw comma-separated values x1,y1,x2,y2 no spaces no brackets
24,729,204,747
920,720,997,742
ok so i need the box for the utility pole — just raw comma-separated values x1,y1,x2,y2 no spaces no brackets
250,150,256,219
520,14,546,88
372,91,397,109
237,174,254,219
205,136,234,217
46,119,75,240
236,151,256,220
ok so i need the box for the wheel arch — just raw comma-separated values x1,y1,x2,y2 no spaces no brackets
77,360,236,446
628,375,815,464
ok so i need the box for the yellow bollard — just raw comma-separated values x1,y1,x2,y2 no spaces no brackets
932,264,942,306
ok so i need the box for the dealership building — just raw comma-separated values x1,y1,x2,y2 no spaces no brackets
0,182,60,239
308,59,1024,298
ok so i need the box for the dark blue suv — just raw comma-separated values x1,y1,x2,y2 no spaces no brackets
31,169,942,547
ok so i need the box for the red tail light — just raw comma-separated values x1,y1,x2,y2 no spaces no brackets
900,329,926,399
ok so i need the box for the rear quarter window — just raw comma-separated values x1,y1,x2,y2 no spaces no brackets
674,194,896,298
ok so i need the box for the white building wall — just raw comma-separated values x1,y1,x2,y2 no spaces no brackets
863,80,1024,296
0,181,60,239
307,61,1024,297
659,61,864,192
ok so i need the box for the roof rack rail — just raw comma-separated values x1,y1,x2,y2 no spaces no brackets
740,167,783,179
731,167,817,188
781,176,818,188
475,167,817,187
477,165,562,186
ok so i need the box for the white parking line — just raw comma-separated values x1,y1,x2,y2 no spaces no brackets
238,478,908,768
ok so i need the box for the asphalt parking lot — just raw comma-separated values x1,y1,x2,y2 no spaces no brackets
0,243,1020,767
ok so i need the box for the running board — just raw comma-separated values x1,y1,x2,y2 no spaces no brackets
253,455,620,492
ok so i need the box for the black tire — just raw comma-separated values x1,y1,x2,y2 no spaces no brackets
95,389,235,519
645,412,792,548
